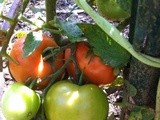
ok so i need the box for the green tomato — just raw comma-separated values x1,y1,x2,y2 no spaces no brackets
44,81,109,120
1,82,40,120
96,0,130,21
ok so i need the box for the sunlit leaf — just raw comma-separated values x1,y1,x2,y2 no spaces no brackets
57,20,83,42
22,31,43,58
111,77,124,87
79,23,130,68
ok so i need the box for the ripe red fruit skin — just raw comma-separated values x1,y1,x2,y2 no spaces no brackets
65,42,115,85
9,35,64,89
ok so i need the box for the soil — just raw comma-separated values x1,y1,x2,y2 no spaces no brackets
0,0,123,119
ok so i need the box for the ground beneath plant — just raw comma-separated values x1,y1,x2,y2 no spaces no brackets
0,0,123,119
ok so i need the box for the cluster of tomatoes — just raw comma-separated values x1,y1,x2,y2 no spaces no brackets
1,33,116,120
1,0,131,119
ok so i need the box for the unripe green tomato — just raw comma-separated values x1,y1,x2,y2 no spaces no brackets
96,0,130,21
44,81,109,120
1,83,40,120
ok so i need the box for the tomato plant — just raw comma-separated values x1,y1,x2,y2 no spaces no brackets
95,0,131,21
44,80,109,120
1,83,40,120
65,42,116,85
9,33,64,89
0,0,160,119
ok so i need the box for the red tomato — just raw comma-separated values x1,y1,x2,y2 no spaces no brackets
65,42,115,85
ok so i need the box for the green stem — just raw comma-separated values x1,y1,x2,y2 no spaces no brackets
1,18,19,62
0,56,2,72
42,27,61,34
0,0,30,62
155,77,160,120
43,43,73,61
0,14,14,24
45,0,57,23
74,0,160,68
19,15,37,26
21,0,30,13
43,58,71,94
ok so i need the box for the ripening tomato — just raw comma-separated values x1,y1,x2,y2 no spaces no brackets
9,34,64,89
65,42,116,85
1,83,40,120
44,81,109,120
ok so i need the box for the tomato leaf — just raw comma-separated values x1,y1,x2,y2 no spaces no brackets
57,20,84,42
129,107,154,120
78,23,130,68
22,31,43,58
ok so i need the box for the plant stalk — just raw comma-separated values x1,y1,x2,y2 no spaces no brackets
155,77,160,120
45,0,57,23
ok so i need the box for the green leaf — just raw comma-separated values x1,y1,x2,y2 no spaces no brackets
110,77,124,87
22,31,43,58
79,23,130,68
57,20,83,42
141,108,154,120
125,80,137,97
129,106,154,120
129,107,142,120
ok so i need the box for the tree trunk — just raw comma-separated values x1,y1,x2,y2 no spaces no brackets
128,0,160,108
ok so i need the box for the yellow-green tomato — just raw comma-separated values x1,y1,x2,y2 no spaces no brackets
1,82,40,120
96,0,130,21
44,81,109,120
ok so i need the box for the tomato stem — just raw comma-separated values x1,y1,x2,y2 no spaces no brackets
42,58,72,95
155,77,160,120
0,14,14,24
43,43,74,61
0,0,30,62
78,70,85,85
0,52,19,65
45,0,57,23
